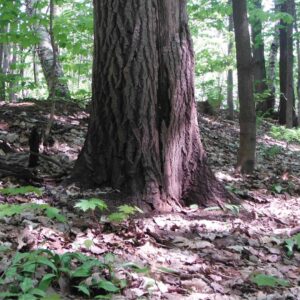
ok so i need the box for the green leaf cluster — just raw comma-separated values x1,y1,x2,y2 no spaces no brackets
270,126,300,144
251,273,289,287
0,186,42,196
75,199,143,223
284,233,300,256
0,249,125,299
0,203,66,222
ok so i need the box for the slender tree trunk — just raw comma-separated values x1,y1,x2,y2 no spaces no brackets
1,25,10,100
0,28,5,100
232,0,256,173
266,27,279,115
266,0,281,115
251,0,269,114
72,0,232,211
294,3,300,125
227,2,234,120
19,45,26,98
33,47,38,85
43,0,57,145
279,0,295,127
9,44,17,102
25,0,70,99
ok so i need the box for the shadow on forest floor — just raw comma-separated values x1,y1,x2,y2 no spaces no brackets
0,101,299,299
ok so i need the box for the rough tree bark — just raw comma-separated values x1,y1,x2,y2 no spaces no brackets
250,0,269,114
279,0,295,127
227,2,234,120
232,0,256,173
72,0,232,211
25,0,70,99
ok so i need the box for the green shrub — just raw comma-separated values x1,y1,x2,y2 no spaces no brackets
269,126,300,144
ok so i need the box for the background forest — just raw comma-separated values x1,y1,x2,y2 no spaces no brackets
0,0,299,300
0,0,297,112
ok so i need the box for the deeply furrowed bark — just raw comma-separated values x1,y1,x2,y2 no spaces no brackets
72,0,232,211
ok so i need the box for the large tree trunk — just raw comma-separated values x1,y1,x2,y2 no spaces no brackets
227,2,234,120
25,0,70,99
232,0,256,173
251,0,269,115
279,0,295,127
72,0,232,212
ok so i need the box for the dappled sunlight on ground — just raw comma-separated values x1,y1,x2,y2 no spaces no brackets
0,104,299,299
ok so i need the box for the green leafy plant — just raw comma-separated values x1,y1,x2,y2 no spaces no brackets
284,233,300,256
0,186,42,196
0,249,125,299
0,203,66,222
270,126,300,144
225,184,247,197
262,145,282,159
251,273,289,287
75,198,108,212
108,205,143,223
271,184,285,194
75,199,142,223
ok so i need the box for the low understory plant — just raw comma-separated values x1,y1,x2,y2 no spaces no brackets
0,186,43,197
269,126,300,145
0,249,129,299
0,203,66,223
0,185,65,222
261,145,283,159
75,198,143,223
284,233,300,257
251,273,289,288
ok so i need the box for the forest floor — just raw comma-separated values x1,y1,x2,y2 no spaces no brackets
0,100,299,300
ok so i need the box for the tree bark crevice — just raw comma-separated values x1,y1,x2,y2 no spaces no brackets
72,0,234,212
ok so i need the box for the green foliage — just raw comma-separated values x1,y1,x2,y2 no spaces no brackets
0,203,66,222
270,126,300,144
284,234,300,256
271,184,285,194
262,145,282,159
0,249,124,299
0,186,42,196
75,198,108,212
251,274,289,287
122,262,150,274
108,205,142,223
75,199,142,223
